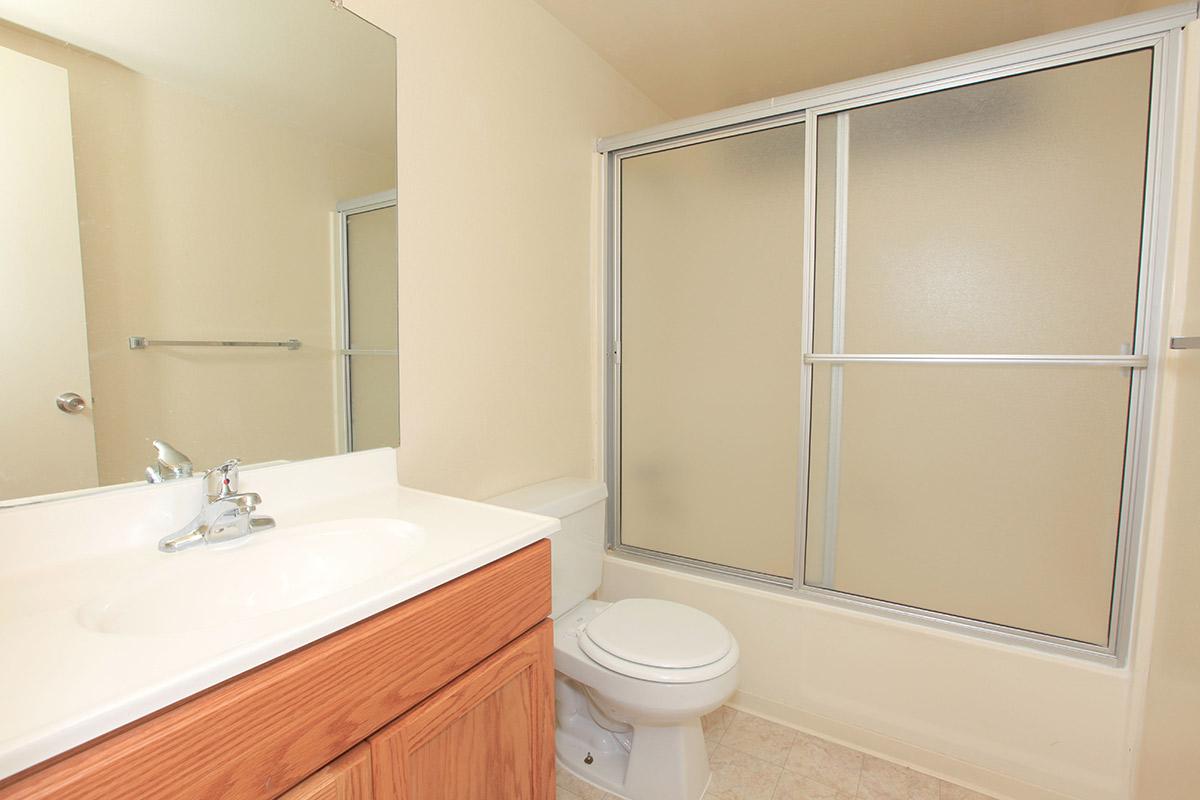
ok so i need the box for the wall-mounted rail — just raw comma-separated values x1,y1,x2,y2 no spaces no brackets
1170,337,1200,350
129,336,301,351
802,353,1148,367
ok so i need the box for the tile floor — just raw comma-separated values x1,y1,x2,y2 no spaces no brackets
555,706,996,800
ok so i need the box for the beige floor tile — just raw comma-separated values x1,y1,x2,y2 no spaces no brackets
856,755,939,800
556,763,610,800
723,711,799,766
707,744,784,800
555,707,990,800
938,783,995,800
704,705,739,746
773,769,856,800
784,733,864,796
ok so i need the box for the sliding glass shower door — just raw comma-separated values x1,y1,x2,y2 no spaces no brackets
804,50,1152,646
619,121,806,579
612,38,1165,653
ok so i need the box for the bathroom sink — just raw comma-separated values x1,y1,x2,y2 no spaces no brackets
76,518,426,636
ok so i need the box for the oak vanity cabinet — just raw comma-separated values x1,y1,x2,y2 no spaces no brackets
0,541,554,800
280,744,372,800
370,623,555,799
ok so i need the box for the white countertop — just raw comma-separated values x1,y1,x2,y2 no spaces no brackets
0,450,558,780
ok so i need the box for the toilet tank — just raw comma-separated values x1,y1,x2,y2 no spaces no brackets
486,478,608,619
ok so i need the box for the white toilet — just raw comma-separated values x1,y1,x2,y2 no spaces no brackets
488,478,739,800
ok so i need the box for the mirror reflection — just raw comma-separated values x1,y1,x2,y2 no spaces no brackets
0,0,398,503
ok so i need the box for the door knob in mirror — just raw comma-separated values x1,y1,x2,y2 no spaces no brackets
55,392,87,414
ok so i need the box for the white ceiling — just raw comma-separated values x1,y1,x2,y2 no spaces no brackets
0,0,395,157
534,0,1170,120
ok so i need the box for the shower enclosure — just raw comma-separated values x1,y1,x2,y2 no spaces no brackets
604,10,1186,659
337,190,400,452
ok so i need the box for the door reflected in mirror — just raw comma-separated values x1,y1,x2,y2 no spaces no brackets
0,0,398,504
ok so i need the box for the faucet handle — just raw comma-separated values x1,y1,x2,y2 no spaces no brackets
145,439,193,484
204,458,241,500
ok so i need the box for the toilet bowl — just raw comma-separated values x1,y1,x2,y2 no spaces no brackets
487,479,739,800
554,598,738,800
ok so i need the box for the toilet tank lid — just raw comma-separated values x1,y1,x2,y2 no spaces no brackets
485,477,608,519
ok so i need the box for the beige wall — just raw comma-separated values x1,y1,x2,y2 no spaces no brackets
1131,21,1200,800
533,0,1173,118
0,21,395,483
346,0,667,499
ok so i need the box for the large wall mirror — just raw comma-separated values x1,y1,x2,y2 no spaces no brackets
0,0,398,504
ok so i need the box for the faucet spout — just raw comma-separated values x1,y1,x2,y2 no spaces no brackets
158,526,206,554
157,465,275,553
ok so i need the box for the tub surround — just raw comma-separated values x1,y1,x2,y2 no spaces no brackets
0,448,558,781
600,555,1130,800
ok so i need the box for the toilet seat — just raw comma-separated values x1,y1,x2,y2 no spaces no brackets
578,599,738,684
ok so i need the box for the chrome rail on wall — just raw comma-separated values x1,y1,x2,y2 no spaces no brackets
128,336,301,350
803,353,1150,367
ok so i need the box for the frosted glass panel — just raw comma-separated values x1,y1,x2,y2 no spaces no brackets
620,123,805,578
348,354,399,451
805,364,1131,645
804,51,1154,646
813,50,1152,356
344,205,398,450
347,205,398,349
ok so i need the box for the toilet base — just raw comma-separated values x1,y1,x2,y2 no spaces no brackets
556,729,629,798
556,674,712,800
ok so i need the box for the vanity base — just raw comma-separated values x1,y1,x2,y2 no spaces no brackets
0,540,553,800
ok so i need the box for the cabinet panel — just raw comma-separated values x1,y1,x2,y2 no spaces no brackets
280,744,371,800
371,621,554,800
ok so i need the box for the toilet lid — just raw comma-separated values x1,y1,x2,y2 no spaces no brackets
581,599,733,670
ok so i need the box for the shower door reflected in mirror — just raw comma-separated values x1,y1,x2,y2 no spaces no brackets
618,121,806,579
0,1,398,505
339,194,400,452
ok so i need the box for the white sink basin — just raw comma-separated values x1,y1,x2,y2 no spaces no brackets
76,518,426,636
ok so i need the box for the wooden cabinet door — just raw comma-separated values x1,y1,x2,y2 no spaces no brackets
280,744,372,800
370,621,554,800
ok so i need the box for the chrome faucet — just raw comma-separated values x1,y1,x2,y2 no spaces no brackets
145,439,193,483
158,459,276,553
